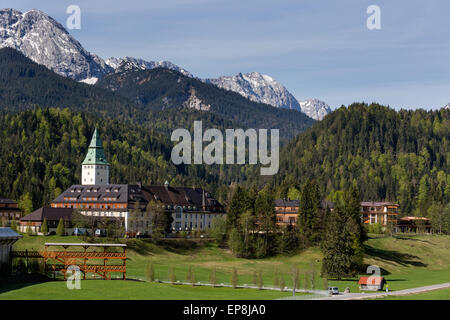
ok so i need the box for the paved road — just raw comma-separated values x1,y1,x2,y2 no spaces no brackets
312,282,450,300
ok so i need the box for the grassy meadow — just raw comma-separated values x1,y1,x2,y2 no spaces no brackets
2,233,450,299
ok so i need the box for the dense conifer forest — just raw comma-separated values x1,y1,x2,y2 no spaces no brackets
270,103,449,216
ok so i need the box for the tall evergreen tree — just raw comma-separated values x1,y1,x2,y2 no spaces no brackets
56,218,65,236
321,206,358,279
298,179,321,245
41,217,48,235
227,186,252,230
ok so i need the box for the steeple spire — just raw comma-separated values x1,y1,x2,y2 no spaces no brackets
81,128,110,185
82,128,109,165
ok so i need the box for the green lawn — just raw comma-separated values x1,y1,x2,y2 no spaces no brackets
0,280,296,300
3,233,450,299
375,287,450,300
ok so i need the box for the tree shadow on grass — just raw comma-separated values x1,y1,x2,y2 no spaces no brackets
392,235,433,244
0,274,51,295
125,239,156,256
157,239,211,256
364,245,427,268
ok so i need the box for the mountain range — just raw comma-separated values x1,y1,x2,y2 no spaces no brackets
0,8,331,120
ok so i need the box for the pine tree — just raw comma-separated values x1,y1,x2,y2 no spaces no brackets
321,206,355,280
56,218,65,236
41,217,48,235
227,186,251,230
298,180,321,245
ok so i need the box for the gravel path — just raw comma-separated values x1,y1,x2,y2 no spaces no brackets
311,282,450,300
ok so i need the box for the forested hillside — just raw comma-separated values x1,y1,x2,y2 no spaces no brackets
0,48,142,122
97,67,315,141
0,108,265,211
270,103,449,215
0,47,314,142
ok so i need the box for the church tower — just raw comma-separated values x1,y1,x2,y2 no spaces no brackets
81,128,110,185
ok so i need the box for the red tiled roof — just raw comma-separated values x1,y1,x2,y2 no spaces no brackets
358,276,384,285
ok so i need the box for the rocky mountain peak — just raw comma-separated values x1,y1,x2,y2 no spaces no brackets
105,56,193,78
0,8,111,81
298,98,332,120
204,71,301,111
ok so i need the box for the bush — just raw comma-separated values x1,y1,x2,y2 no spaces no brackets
367,223,383,234
209,216,227,246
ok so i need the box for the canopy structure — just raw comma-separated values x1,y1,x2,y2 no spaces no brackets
43,242,127,280
12,242,127,280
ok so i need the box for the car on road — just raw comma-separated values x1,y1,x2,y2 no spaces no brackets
328,287,339,295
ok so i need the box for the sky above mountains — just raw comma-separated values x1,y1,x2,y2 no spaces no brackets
4,0,450,110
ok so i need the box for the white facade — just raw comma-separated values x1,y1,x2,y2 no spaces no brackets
81,164,109,185
171,206,222,231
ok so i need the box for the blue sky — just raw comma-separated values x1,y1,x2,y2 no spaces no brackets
5,0,450,109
